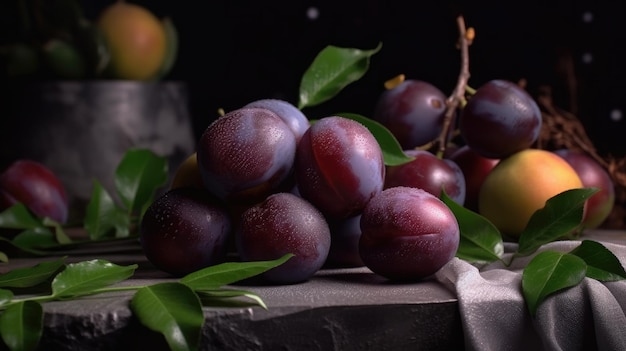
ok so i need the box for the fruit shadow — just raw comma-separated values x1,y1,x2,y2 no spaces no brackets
230,265,430,288
314,268,438,287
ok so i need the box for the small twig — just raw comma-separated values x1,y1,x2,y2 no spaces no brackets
436,15,471,158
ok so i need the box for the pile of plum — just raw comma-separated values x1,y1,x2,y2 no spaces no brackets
138,78,615,284
0,72,612,285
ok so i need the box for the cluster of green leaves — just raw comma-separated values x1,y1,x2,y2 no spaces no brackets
296,44,626,316
84,148,168,239
442,189,626,316
0,148,168,260
0,254,292,351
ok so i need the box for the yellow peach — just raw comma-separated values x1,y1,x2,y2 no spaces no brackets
478,148,583,238
97,1,167,80
170,152,204,190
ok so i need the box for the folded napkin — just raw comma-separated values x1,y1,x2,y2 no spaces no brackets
434,240,626,351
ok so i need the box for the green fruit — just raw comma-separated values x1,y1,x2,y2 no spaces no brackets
74,19,111,77
42,39,86,80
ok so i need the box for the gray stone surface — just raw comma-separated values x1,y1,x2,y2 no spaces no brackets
38,268,463,350
2,241,463,351
7,230,624,350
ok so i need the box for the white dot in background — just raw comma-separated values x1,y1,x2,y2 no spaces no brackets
582,52,593,64
582,11,594,23
610,109,623,122
306,7,320,20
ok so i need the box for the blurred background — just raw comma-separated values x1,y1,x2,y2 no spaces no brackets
2,0,625,156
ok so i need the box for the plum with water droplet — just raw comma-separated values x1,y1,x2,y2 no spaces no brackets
459,79,542,159
372,79,448,149
295,116,385,219
197,107,297,206
236,192,330,284
140,187,231,276
359,186,460,281
244,99,310,142
384,149,466,205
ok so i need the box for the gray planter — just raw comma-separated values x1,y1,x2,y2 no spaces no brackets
1,81,196,221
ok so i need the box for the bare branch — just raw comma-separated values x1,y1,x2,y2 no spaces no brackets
436,15,471,158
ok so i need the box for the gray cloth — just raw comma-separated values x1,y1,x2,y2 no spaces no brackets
434,240,626,351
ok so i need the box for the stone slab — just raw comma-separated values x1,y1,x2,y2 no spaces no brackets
2,240,463,350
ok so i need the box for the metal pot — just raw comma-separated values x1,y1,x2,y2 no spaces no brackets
0,81,196,221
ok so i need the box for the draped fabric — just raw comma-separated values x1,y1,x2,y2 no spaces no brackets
435,240,626,351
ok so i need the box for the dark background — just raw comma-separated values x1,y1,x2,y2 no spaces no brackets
11,1,626,156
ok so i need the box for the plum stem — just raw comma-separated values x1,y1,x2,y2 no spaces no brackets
435,15,471,159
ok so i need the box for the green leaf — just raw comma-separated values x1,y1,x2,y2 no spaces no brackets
180,254,294,290
84,180,127,239
0,204,43,230
522,251,587,317
111,214,131,239
0,237,48,257
0,204,71,252
441,191,503,263
0,252,7,263
114,148,168,215
0,257,65,289
195,289,267,309
131,282,203,351
11,228,57,249
336,112,414,166
298,43,382,109
51,259,137,298
570,240,626,281
0,289,14,307
517,188,598,256
41,218,71,244
74,19,110,77
0,300,43,351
